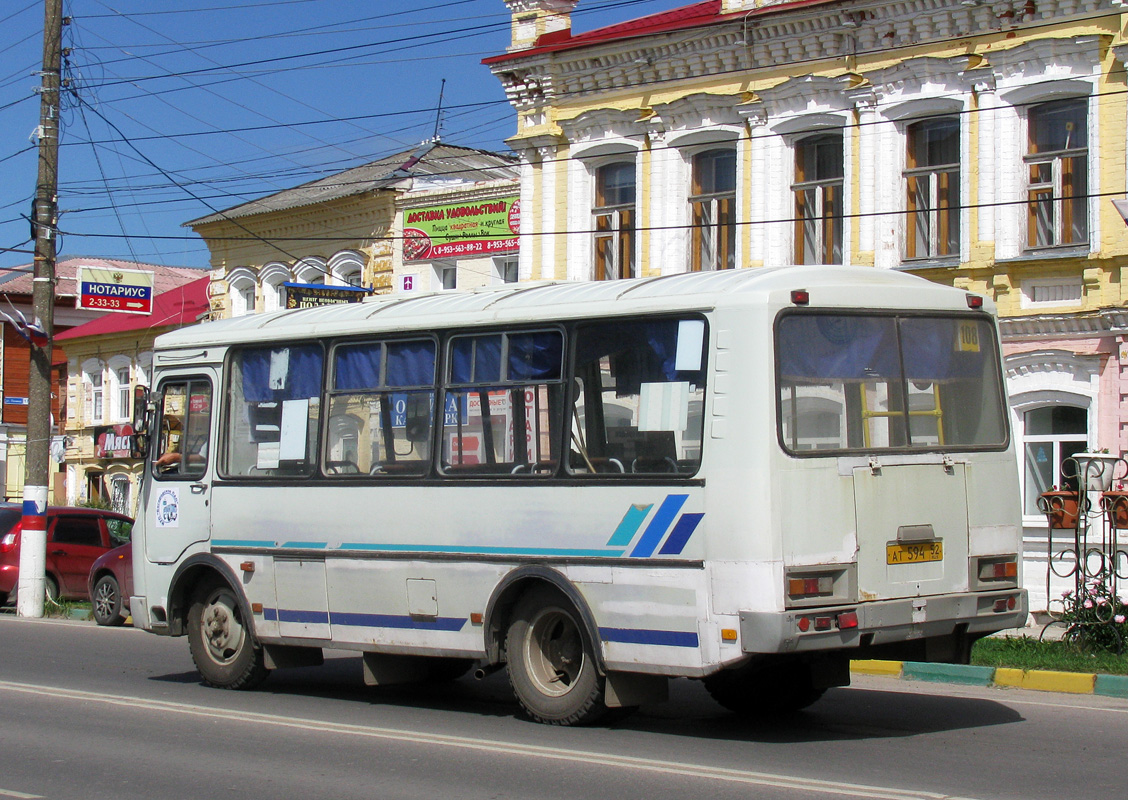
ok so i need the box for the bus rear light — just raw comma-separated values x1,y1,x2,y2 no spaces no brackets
788,576,833,598
978,558,1018,582
814,616,833,631
791,289,810,305
836,611,859,629
721,628,738,643
797,616,811,632
992,597,1017,613
966,294,984,309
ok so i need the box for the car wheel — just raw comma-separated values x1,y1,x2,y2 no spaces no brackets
187,580,269,690
506,586,608,726
44,575,59,605
92,574,125,626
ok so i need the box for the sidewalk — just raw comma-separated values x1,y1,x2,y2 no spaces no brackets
850,614,1128,699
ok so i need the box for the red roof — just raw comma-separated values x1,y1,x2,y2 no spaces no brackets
55,277,210,341
483,0,840,64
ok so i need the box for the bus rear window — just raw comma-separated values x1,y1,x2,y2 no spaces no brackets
777,313,1006,453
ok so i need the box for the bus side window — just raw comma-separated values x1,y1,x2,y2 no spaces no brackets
225,344,323,478
325,338,436,477
569,318,706,476
441,330,564,476
153,380,212,478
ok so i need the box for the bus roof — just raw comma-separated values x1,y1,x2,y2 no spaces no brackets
155,265,986,350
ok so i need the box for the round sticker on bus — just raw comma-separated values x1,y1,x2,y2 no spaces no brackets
155,487,180,528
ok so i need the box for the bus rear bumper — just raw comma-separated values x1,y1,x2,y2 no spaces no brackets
738,589,1029,657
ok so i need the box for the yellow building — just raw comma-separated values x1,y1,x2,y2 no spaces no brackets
188,143,520,317
486,0,1128,609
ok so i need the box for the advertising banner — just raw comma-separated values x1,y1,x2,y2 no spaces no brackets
77,266,155,315
94,424,135,459
403,197,519,261
284,283,371,309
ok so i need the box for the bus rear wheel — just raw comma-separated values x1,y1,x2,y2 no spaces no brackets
187,580,269,690
506,587,607,726
704,661,825,716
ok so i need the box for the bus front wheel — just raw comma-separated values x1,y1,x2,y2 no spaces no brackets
187,581,269,690
506,587,607,725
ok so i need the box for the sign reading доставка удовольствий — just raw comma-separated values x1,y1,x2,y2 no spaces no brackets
402,197,519,261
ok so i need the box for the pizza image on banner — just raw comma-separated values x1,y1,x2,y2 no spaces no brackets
402,197,519,261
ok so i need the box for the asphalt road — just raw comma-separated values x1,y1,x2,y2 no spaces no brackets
0,614,1124,800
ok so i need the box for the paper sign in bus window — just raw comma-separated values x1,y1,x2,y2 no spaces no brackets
279,398,310,462
675,319,705,372
638,381,690,432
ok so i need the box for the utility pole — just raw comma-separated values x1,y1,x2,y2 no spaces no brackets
17,0,63,618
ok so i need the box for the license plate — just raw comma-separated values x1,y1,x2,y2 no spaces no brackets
886,541,943,564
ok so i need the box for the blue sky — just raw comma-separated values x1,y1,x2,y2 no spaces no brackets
0,0,682,274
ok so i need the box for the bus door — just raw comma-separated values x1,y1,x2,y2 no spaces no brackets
145,374,216,564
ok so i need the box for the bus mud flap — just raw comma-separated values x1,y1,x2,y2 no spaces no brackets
605,672,668,707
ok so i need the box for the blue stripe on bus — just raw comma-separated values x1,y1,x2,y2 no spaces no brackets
606,504,653,547
331,612,466,631
276,609,329,624
658,513,704,556
599,627,699,648
338,543,626,558
214,539,275,548
629,495,688,558
281,541,327,549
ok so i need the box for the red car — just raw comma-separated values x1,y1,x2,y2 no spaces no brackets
0,505,133,610
88,543,133,626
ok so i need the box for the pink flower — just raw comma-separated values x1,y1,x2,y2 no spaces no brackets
1084,599,1094,609
1116,615,1126,624
1097,597,1109,606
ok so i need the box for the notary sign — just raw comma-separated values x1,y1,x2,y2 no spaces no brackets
77,266,155,315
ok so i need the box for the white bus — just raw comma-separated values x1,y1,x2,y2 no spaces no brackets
129,266,1027,725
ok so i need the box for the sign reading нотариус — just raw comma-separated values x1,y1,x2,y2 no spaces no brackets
76,265,155,315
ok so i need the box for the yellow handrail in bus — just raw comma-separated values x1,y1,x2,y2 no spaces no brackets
859,383,944,447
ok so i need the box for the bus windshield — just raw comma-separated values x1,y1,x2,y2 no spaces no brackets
777,312,1007,453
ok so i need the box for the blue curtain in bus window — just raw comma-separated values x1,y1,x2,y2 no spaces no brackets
508,332,562,381
451,335,501,383
899,318,983,380
334,344,381,391
387,340,435,387
778,315,900,380
241,345,323,401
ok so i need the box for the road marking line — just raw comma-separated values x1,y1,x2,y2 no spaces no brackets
0,680,979,800
0,788,43,798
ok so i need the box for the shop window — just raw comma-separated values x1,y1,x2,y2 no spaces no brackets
905,117,960,260
1026,98,1088,249
1023,404,1088,514
793,133,843,264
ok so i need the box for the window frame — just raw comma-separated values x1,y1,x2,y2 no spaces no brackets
688,147,738,272
1024,97,1089,251
152,376,214,481
792,132,844,265
903,116,961,262
592,160,637,281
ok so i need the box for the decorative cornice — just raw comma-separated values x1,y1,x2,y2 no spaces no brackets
1000,308,1128,341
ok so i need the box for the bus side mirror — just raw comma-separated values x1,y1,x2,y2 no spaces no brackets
133,384,154,436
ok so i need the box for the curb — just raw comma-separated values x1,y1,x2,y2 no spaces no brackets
851,660,1128,699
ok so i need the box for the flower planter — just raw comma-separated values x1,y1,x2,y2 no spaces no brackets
1038,490,1079,530
1069,453,1120,492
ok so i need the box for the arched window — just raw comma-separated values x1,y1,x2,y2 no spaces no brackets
329,250,365,288
107,355,132,422
260,264,290,312
295,257,327,285
227,268,257,317
1022,404,1088,514
82,358,105,425
593,161,636,280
